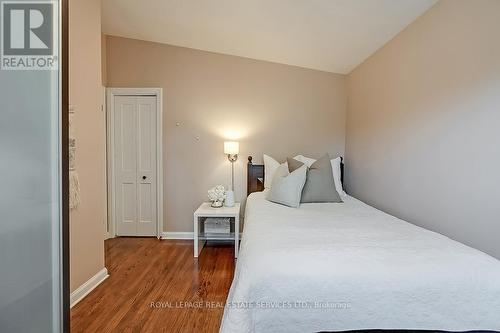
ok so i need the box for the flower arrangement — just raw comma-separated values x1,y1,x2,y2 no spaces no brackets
208,185,226,208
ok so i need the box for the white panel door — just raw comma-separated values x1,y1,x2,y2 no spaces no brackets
114,96,157,236
136,97,157,236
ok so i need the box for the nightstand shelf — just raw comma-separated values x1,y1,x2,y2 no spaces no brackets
194,202,241,258
198,232,236,241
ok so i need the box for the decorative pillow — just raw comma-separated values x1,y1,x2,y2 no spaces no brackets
263,154,286,189
288,155,342,203
266,164,307,208
294,154,346,197
294,155,316,167
263,154,279,189
330,157,346,196
287,157,305,172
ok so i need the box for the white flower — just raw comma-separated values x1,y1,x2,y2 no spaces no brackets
208,185,226,201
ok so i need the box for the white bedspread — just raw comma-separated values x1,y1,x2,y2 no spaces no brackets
220,191,500,333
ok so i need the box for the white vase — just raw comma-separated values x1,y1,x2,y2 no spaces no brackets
225,190,235,207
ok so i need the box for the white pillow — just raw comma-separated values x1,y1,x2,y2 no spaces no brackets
266,164,307,208
263,154,286,189
294,155,315,167
330,157,346,197
294,155,346,197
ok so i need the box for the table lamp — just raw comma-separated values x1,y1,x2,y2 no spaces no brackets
224,141,239,207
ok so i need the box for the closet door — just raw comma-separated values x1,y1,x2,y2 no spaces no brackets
136,97,157,236
113,96,157,236
114,96,138,236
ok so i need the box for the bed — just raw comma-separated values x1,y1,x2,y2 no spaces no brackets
220,156,500,333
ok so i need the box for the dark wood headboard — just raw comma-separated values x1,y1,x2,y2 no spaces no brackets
247,155,345,196
247,156,265,196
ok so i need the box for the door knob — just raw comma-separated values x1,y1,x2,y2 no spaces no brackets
142,176,147,180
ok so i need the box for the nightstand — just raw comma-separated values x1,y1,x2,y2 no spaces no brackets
193,203,241,258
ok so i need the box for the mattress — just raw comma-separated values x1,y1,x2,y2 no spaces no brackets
220,191,500,333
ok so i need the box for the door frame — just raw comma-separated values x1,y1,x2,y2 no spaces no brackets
61,0,70,330
106,87,163,238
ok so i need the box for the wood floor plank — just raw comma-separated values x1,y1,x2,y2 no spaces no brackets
71,238,235,333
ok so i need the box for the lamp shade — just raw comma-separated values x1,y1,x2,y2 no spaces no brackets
224,141,239,155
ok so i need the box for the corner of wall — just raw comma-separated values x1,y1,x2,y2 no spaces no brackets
69,0,107,292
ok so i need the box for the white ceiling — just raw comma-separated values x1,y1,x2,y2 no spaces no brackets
102,0,437,74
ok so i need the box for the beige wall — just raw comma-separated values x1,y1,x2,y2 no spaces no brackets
346,0,500,259
101,34,107,86
69,0,106,291
105,36,347,232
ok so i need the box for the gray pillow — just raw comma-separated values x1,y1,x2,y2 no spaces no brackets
287,155,342,203
266,164,307,208
287,157,304,173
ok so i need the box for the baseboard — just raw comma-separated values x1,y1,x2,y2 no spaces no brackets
161,231,193,239
70,267,109,308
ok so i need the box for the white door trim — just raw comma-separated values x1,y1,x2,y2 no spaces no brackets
106,88,163,238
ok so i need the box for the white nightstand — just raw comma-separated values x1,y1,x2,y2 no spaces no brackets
193,203,241,258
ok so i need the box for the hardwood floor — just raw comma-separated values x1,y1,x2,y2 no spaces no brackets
71,238,235,333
